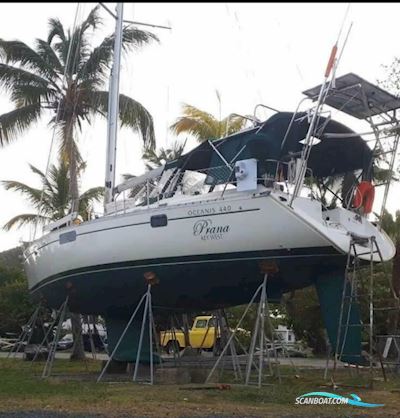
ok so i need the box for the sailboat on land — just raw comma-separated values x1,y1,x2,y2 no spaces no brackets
23,4,398,362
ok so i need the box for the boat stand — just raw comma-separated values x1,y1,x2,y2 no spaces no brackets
41,297,69,378
206,266,296,387
9,298,100,378
214,309,242,382
21,297,70,377
7,302,43,358
97,277,162,384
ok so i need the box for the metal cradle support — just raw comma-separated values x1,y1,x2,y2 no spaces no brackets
41,297,69,378
7,303,42,358
206,273,296,387
97,281,162,384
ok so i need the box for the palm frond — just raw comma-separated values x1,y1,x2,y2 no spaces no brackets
76,34,113,86
78,186,104,220
63,29,85,77
28,163,54,194
170,116,217,141
180,104,217,127
79,186,104,203
78,27,158,86
47,18,66,44
0,103,42,145
56,6,101,75
222,114,248,136
142,147,160,171
1,180,43,207
47,162,70,216
80,5,101,33
122,27,159,49
143,139,187,170
3,213,49,231
13,84,56,108
0,64,58,101
0,39,60,82
170,104,220,141
90,91,155,148
35,39,63,75
118,94,155,148
171,102,248,142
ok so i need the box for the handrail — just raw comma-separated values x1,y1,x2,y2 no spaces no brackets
106,159,318,215
224,113,259,137
253,104,280,124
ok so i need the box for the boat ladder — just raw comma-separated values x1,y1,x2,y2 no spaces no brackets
331,233,400,387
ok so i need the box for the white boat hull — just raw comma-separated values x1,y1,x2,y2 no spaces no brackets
24,187,395,313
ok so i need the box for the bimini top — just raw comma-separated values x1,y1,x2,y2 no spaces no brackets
166,112,373,181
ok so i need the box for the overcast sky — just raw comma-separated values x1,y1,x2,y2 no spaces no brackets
1,2,400,251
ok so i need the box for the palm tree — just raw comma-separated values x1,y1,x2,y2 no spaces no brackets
2,161,103,231
121,140,187,200
142,139,187,171
170,91,249,142
0,5,158,213
2,160,103,360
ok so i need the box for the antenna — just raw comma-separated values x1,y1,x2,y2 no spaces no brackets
289,5,352,205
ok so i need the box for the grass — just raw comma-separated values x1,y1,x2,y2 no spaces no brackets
0,358,400,417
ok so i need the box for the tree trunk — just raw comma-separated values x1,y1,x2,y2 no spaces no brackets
63,119,85,361
69,156,80,213
70,313,86,361
64,118,80,214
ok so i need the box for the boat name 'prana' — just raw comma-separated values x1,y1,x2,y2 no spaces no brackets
193,219,230,240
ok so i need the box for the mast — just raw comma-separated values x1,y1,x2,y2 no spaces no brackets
104,2,124,208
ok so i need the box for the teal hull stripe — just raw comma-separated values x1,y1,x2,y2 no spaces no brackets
30,246,341,294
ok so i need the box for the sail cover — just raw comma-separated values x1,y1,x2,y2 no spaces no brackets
166,112,373,181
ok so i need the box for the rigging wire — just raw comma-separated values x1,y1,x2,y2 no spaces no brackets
66,3,88,215
290,3,353,202
32,2,82,241
224,4,264,119
272,10,305,87
310,5,353,147
335,3,351,46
